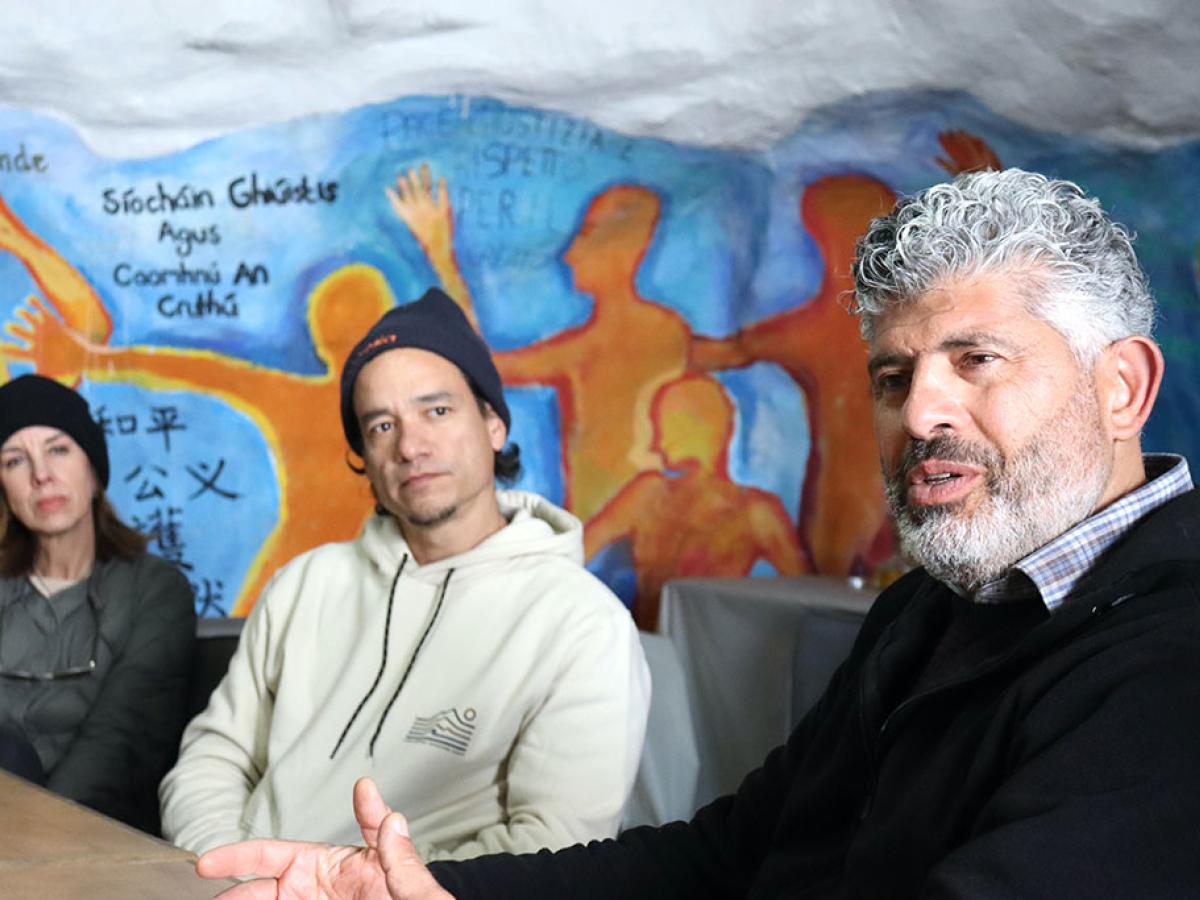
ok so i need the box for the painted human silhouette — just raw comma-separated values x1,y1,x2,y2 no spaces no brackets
690,130,1003,576
4,260,392,615
585,374,808,628
388,167,693,522
690,174,896,575
0,195,112,380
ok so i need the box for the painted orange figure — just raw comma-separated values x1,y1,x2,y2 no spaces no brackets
0,195,112,380
690,130,1004,576
388,167,693,522
691,174,897,576
4,263,392,615
585,374,808,629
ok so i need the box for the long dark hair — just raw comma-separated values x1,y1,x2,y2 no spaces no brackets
0,492,148,577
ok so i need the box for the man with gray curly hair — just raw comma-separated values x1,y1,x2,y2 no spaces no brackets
854,168,1172,595
197,169,1200,898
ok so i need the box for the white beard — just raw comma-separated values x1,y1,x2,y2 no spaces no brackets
884,384,1111,590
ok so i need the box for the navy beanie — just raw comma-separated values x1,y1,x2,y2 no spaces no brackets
340,288,510,455
0,375,110,488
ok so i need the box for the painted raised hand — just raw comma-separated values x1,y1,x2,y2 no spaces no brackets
387,164,454,256
935,129,1002,176
385,164,477,330
2,295,92,383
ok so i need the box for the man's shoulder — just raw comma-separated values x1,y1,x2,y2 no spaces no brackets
1085,485,1200,587
464,531,635,634
254,534,376,613
1130,483,1200,536
274,537,363,579
500,553,631,621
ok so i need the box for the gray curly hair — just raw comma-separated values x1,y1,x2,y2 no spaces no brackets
851,168,1155,363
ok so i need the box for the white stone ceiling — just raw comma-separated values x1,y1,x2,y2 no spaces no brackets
2,0,1198,156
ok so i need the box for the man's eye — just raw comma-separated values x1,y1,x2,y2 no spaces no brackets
48,444,70,455
368,421,393,435
873,372,909,394
962,352,997,367
1,456,23,470
430,406,450,417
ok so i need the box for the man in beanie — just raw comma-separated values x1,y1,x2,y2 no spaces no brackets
160,288,649,859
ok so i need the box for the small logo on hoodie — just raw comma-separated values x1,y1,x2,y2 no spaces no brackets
405,707,477,755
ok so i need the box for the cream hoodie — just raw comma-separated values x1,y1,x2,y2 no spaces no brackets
160,490,649,859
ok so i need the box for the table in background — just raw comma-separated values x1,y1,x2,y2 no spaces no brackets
0,770,227,899
658,576,875,811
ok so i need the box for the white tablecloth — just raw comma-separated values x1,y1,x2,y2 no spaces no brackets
622,632,701,829
658,576,876,811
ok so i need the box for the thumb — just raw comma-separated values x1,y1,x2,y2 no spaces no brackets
378,814,453,900
354,776,393,848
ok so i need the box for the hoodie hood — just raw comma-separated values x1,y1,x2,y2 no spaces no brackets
358,489,584,581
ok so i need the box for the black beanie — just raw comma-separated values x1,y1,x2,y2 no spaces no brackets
340,288,510,455
0,375,110,488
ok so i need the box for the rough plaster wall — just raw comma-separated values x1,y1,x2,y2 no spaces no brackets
2,0,1199,157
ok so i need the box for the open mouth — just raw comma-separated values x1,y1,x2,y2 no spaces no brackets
922,472,961,485
906,461,980,506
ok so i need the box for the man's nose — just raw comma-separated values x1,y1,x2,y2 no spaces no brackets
395,423,431,461
900,363,964,441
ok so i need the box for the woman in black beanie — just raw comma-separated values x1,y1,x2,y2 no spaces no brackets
0,374,194,833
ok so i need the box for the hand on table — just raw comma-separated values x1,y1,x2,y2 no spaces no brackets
197,778,454,900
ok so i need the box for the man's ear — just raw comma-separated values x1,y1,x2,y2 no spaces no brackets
483,402,508,452
1097,335,1164,441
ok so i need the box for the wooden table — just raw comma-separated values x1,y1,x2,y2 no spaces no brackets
0,770,229,899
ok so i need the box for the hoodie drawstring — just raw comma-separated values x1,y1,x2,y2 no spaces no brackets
330,555,408,759
368,568,453,756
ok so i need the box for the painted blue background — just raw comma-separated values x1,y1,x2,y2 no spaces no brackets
2,90,1197,613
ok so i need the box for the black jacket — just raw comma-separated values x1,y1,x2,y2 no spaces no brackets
0,554,194,832
431,489,1200,898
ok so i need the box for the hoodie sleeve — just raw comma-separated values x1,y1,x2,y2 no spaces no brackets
419,578,650,861
158,571,283,854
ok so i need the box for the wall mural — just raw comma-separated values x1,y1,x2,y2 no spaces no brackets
1,92,1198,626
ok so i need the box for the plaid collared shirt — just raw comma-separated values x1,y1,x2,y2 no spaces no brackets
971,454,1193,611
